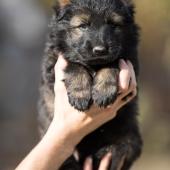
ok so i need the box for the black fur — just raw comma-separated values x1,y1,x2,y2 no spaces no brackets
38,0,142,169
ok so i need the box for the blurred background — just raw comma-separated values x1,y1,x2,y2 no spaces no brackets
0,0,169,169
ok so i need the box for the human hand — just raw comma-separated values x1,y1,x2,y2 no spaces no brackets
52,54,137,147
83,152,112,170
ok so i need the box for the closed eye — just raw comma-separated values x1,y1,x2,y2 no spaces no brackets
78,23,89,29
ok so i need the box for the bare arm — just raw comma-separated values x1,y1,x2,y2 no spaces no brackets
15,56,137,170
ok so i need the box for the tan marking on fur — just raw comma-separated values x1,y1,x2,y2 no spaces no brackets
71,28,83,41
95,68,117,85
111,12,124,25
65,70,91,98
72,90,90,99
58,0,71,7
96,68,115,81
70,14,90,27
70,74,91,98
94,68,118,93
70,14,90,40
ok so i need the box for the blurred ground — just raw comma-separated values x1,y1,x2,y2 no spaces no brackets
0,0,170,169
132,154,170,170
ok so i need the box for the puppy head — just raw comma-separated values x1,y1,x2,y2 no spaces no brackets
53,0,138,65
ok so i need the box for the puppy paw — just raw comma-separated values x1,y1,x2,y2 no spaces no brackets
92,68,118,107
64,63,93,111
68,90,92,111
92,84,117,107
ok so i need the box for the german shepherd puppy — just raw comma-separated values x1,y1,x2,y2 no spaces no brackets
38,0,142,169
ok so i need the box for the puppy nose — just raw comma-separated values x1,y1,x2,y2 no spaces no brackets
93,46,107,56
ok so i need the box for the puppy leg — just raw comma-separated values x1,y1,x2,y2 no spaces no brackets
88,143,126,170
91,123,142,170
109,144,128,170
59,155,81,170
64,63,92,111
92,68,119,107
110,130,142,170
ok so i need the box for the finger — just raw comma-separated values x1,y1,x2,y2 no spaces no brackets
122,88,137,102
117,61,137,100
54,54,67,82
99,152,112,170
118,88,137,110
127,60,137,90
118,84,137,103
54,55,68,91
118,82,137,100
120,61,137,102
83,157,93,170
119,59,131,92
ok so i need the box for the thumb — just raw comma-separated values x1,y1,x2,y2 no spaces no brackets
54,54,68,82
54,54,68,92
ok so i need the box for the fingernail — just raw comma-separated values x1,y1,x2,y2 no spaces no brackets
127,60,133,67
107,152,112,157
119,59,126,67
86,157,93,164
127,60,131,65
105,152,112,160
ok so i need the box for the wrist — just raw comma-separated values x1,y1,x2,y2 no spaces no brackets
46,119,83,151
41,121,74,158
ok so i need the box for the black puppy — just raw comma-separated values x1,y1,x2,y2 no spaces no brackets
38,0,142,169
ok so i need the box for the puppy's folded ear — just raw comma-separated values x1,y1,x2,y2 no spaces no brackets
120,0,135,18
57,0,71,7
120,0,133,7
53,0,72,21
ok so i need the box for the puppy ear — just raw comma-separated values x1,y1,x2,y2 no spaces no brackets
57,0,71,7
120,0,133,7
53,0,72,21
120,0,135,18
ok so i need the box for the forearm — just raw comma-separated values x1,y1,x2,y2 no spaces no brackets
15,120,76,170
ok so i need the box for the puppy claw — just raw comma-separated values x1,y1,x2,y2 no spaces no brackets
92,85,117,108
68,95,92,111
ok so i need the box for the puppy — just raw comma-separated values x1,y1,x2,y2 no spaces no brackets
38,0,142,169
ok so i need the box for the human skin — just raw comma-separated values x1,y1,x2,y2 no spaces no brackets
15,55,137,170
